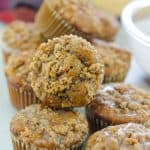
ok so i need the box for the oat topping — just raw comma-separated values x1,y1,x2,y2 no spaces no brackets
48,0,119,40
88,84,150,123
30,35,104,108
10,104,88,149
3,21,43,51
92,39,131,81
86,123,150,150
5,51,34,86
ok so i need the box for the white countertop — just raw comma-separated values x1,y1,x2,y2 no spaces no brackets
0,27,150,150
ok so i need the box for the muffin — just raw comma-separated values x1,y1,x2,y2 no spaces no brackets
92,39,131,83
30,35,104,108
2,20,43,63
35,0,119,41
5,51,40,109
10,104,88,150
86,123,150,150
86,83,150,133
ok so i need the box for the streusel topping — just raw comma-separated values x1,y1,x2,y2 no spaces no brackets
10,104,88,149
86,123,150,150
30,35,104,108
3,21,43,51
89,84,150,123
47,0,119,40
5,51,34,86
92,39,131,80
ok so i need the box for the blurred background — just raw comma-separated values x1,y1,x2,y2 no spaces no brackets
0,0,130,23
0,0,42,23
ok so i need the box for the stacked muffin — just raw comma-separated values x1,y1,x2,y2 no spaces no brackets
2,0,150,149
9,35,104,150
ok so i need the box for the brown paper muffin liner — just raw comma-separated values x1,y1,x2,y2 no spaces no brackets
7,80,40,110
86,107,113,134
103,71,127,84
36,1,90,40
11,134,84,150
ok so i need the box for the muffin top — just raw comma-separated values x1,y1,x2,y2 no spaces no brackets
30,35,104,108
86,123,150,150
3,21,43,51
47,0,119,40
5,51,34,88
92,39,131,81
88,84,150,124
10,104,88,149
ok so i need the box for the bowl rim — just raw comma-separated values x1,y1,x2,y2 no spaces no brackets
121,0,150,47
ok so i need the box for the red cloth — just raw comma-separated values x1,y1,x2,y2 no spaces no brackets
0,7,36,23
0,11,15,23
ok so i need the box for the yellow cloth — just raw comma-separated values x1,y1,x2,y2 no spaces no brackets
91,0,130,16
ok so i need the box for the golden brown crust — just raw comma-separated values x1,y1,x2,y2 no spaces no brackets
46,0,119,40
10,104,88,149
2,21,43,51
30,35,104,108
92,39,131,83
86,123,150,150
5,51,34,88
88,84,150,124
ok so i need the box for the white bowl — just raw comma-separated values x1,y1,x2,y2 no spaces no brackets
121,0,150,75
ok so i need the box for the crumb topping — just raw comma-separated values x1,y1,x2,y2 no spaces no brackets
10,104,88,149
5,51,34,87
88,84,150,123
86,123,150,150
30,35,104,108
92,39,131,80
3,21,43,51
47,0,119,40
